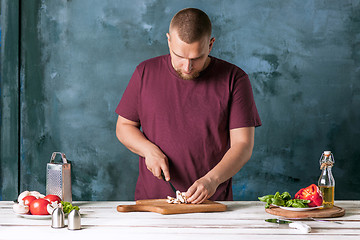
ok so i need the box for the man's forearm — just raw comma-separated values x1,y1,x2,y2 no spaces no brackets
205,140,254,186
185,127,255,203
116,116,155,158
116,115,170,179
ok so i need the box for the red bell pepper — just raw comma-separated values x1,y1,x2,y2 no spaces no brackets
295,184,323,207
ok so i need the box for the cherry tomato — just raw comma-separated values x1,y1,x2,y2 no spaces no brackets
44,194,62,203
22,195,37,206
29,198,50,215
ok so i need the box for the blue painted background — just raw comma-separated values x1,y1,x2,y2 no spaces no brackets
1,0,359,201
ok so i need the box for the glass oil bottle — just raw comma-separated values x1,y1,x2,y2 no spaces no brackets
318,151,335,208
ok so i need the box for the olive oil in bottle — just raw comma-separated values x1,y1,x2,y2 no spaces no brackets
318,151,335,208
318,186,335,207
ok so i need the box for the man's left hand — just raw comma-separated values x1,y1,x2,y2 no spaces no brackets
185,177,219,204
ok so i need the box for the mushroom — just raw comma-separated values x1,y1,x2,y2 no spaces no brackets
47,201,63,215
167,190,188,204
13,203,29,214
17,191,31,203
29,191,45,199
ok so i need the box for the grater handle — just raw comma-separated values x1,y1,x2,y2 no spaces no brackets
50,152,68,164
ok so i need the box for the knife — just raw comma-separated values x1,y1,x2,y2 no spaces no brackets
161,172,177,194
265,219,311,233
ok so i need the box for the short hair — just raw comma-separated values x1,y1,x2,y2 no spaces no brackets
169,8,212,43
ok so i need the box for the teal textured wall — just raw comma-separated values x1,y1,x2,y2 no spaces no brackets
1,0,359,200
1,0,20,200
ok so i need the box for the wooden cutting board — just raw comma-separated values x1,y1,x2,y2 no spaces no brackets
117,199,227,215
265,205,345,218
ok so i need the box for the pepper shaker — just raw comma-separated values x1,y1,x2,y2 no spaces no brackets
68,209,81,230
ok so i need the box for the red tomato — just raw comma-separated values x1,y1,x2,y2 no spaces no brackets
22,195,37,206
44,194,62,203
29,198,49,215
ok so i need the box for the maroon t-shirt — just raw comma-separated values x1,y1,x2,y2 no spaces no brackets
116,54,261,200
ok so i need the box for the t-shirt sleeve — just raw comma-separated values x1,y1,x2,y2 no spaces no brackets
115,67,141,122
229,72,262,129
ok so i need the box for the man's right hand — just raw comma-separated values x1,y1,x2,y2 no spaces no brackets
144,145,170,181
116,115,171,181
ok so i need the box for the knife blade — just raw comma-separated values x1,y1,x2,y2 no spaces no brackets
161,172,177,194
265,219,311,233
265,218,292,224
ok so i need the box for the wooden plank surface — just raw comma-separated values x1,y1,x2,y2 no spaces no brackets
0,201,360,240
117,199,227,214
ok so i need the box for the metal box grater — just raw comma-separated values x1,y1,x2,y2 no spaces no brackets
46,152,72,202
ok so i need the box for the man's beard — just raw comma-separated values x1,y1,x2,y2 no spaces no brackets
175,69,200,80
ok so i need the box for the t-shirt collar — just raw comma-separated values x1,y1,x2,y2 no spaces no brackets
166,54,215,81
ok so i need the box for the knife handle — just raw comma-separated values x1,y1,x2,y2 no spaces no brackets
289,222,311,233
161,171,177,193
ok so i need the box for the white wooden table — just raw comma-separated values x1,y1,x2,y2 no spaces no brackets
1,200,359,239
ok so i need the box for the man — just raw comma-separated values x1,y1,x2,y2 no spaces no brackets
115,8,261,203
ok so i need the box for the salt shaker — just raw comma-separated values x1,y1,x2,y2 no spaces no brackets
68,209,81,230
51,208,65,228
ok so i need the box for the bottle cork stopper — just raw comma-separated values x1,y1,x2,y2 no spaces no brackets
323,151,331,156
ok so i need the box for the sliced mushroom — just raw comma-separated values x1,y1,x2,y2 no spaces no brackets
167,190,188,204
